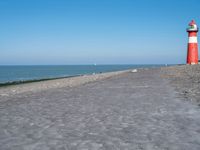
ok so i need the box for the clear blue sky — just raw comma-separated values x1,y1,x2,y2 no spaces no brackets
0,0,199,65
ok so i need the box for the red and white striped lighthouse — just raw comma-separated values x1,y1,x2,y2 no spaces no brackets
186,20,199,65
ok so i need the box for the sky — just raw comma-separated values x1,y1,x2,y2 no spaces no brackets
0,0,200,65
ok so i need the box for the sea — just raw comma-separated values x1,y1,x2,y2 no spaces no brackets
0,65,164,85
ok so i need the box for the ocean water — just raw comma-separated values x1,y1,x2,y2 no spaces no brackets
0,65,164,84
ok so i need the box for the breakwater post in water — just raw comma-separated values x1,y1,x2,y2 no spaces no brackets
186,20,199,65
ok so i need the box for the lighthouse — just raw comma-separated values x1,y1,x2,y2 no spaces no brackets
186,20,199,65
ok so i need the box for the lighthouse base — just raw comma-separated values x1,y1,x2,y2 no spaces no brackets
187,43,199,65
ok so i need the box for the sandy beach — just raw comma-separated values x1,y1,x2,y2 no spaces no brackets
0,65,200,150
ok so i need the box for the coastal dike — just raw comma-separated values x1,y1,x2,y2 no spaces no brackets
0,65,200,150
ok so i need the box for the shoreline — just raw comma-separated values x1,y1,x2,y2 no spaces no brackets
0,75,80,88
0,75,80,87
1,64,199,105
0,69,133,97
0,64,166,86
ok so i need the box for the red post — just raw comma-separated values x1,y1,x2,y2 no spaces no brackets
187,20,199,65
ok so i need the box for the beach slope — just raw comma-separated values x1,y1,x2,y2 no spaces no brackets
0,66,200,149
162,65,200,105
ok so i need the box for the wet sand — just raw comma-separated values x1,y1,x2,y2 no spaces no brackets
0,66,200,150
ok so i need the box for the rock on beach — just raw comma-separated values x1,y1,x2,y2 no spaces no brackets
162,64,200,105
